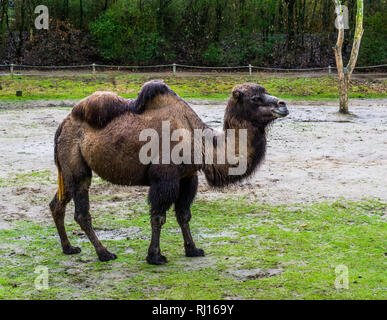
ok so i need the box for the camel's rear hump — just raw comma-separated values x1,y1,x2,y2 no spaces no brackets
72,91,132,128
71,80,176,129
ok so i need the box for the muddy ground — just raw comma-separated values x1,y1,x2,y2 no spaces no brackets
0,98,386,227
0,98,386,299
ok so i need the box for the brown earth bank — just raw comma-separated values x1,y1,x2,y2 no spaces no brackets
0,98,386,226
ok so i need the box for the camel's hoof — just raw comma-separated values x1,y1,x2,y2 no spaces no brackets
98,250,117,262
146,254,167,265
63,246,81,255
186,248,205,257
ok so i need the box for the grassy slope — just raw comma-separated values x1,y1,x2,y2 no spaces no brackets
0,74,386,100
0,194,385,300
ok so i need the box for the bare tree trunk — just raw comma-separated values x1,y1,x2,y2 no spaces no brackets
80,0,84,30
310,0,318,31
214,0,226,42
338,74,349,113
277,0,284,33
333,0,364,114
0,0,7,45
5,2,16,51
285,0,296,49
64,0,69,20
16,0,26,60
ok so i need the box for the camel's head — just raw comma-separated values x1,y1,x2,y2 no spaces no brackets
228,83,289,125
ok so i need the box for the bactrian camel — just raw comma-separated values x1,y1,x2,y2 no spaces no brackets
49,81,289,264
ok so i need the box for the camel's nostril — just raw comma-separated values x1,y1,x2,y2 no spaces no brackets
278,101,286,107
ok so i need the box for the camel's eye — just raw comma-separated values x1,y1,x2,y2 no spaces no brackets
251,95,263,104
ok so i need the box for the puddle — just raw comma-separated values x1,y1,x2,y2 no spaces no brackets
227,267,283,280
198,231,239,239
175,256,218,271
74,227,147,242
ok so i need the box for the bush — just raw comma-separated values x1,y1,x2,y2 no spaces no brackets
357,12,387,66
89,3,174,64
202,44,224,65
23,19,97,65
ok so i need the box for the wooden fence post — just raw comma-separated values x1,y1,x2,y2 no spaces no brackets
249,64,252,75
173,63,176,75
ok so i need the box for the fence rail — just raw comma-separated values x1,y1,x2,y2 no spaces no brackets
0,63,386,76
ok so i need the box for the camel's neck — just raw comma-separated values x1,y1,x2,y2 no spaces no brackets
202,115,267,187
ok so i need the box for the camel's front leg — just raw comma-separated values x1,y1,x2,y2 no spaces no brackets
147,210,167,265
146,165,179,265
175,175,204,257
176,210,204,257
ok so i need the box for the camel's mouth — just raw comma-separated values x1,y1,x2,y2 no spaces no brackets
272,105,289,118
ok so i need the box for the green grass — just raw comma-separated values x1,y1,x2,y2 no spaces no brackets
0,170,54,187
0,74,386,100
0,198,385,299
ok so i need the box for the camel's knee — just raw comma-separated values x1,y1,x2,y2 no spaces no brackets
49,196,58,213
73,191,91,228
74,211,91,227
151,211,166,227
176,209,191,225
50,192,71,218
72,184,89,207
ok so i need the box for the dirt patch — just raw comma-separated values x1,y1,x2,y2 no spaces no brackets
0,99,386,226
74,226,147,242
175,256,218,271
198,231,239,239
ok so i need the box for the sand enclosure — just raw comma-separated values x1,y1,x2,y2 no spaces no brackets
0,98,386,225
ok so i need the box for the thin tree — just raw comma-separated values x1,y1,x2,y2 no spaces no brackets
333,0,364,114
79,0,83,30
0,0,7,45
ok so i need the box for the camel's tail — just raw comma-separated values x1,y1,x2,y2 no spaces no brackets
56,156,64,201
54,122,65,201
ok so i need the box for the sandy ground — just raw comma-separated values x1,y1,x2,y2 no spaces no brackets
0,98,386,226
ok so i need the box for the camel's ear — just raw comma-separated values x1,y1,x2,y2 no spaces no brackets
232,89,242,100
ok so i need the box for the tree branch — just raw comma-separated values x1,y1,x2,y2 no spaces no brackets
333,0,345,80
347,0,364,77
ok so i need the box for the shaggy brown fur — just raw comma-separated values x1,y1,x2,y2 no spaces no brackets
72,80,174,128
71,91,133,128
49,80,288,265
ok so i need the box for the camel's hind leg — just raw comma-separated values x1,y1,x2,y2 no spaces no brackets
49,190,80,255
55,143,116,262
174,175,204,257
71,170,117,262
